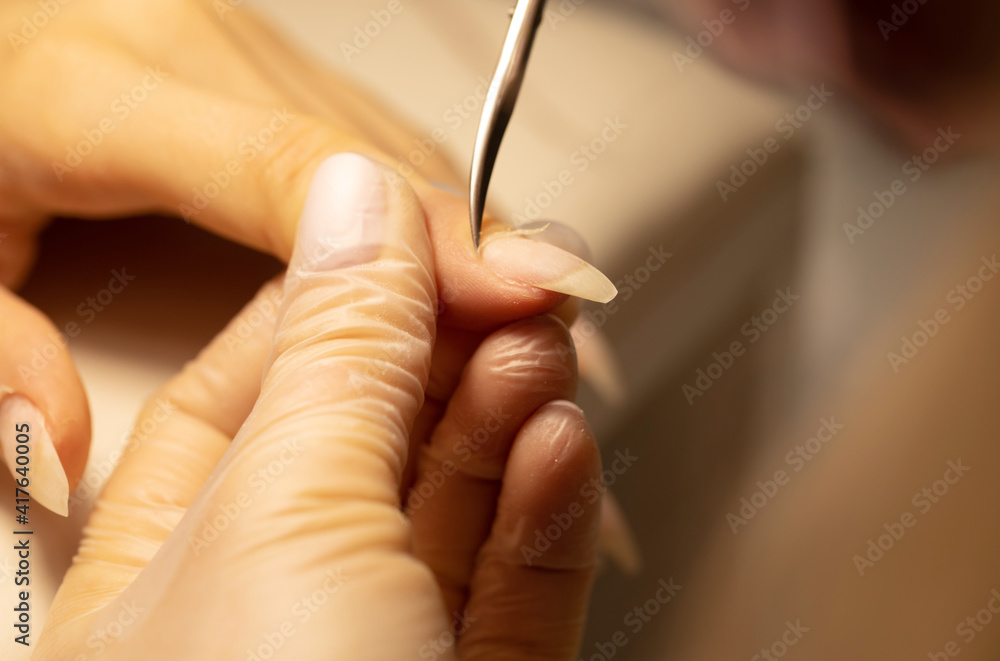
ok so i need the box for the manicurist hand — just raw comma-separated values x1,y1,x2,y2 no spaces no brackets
35,154,605,660
0,0,615,515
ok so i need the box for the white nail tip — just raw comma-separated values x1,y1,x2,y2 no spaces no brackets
481,233,618,304
0,394,70,517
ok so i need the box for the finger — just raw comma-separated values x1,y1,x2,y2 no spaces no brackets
0,287,89,516
182,153,453,657
416,190,618,329
459,401,602,661
196,152,435,540
401,214,601,525
9,35,613,328
0,218,45,290
407,315,578,618
42,278,281,634
221,5,462,185
399,325,484,496
216,8,608,279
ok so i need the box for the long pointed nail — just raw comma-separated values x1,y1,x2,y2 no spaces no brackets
481,229,617,304
0,393,69,516
600,490,642,575
573,324,627,406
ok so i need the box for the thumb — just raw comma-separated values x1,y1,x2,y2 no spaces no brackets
174,151,446,658
227,151,436,523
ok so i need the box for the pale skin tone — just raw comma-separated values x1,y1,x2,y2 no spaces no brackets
0,0,611,658
37,161,604,660
7,0,995,658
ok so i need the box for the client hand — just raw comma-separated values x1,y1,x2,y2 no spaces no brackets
35,154,603,660
0,0,614,516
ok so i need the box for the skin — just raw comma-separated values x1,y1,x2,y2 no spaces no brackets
35,164,602,660
0,0,571,507
10,0,995,657
0,0,605,658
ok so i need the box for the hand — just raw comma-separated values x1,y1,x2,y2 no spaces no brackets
35,154,603,660
0,0,615,515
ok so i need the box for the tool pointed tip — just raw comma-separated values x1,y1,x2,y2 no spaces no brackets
470,199,483,250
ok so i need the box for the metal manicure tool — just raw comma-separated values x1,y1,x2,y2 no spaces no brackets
468,0,546,249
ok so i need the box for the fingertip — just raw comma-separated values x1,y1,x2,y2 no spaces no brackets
414,184,568,330
460,400,602,660
0,226,40,291
0,394,71,516
0,289,91,515
499,400,602,569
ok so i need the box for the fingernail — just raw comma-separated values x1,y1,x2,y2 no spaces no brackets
481,228,618,304
294,153,387,273
600,490,642,575
572,323,627,406
0,393,69,516
428,179,462,197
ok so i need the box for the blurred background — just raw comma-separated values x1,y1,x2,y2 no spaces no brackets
12,0,1000,658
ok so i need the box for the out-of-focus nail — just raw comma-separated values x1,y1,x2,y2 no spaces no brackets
572,323,627,406
0,392,69,517
295,153,387,273
481,229,618,304
428,179,463,197
600,490,642,575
